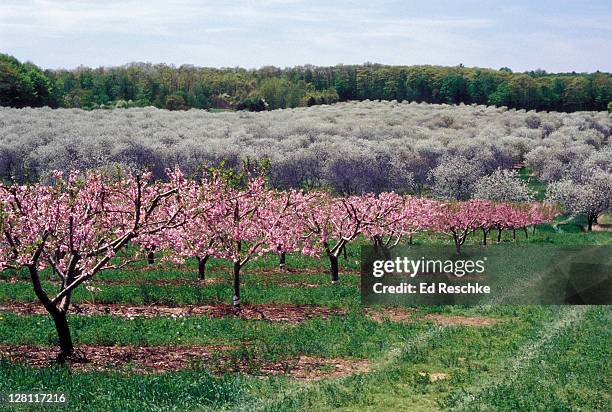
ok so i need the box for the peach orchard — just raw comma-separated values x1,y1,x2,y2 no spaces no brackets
0,169,558,360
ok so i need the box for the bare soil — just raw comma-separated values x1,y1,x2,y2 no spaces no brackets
592,223,612,232
0,301,346,323
0,345,369,380
365,307,414,323
419,371,449,382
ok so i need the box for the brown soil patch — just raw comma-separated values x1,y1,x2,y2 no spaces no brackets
277,283,322,288
419,371,449,383
366,307,414,323
282,356,370,381
0,344,229,372
422,313,498,326
265,267,360,276
592,223,612,232
0,345,369,380
0,301,346,323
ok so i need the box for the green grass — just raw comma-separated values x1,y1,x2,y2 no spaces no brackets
0,363,248,411
1,306,608,411
517,167,547,200
0,226,610,411
0,279,359,307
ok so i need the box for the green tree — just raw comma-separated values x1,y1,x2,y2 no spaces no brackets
563,77,591,111
406,72,432,102
468,71,498,104
0,54,56,107
488,81,511,107
439,73,469,104
0,61,29,106
507,74,541,109
165,93,187,110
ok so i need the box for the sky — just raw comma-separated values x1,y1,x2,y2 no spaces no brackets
1,0,611,72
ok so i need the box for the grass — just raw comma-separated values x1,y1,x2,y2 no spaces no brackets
0,224,610,411
2,307,608,411
517,167,547,200
0,363,248,411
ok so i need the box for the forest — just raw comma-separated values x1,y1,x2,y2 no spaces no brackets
1,53,611,112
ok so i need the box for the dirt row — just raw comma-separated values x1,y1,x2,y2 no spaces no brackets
0,301,348,323
0,344,370,380
0,275,327,288
0,301,499,326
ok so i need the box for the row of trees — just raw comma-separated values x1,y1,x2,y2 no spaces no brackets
0,54,57,108
0,167,559,360
1,54,610,112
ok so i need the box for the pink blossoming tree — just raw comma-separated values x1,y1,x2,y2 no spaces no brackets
0,169,185,361
211,176,312,309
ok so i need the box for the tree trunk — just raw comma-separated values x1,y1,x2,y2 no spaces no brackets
482,228,488,246
455,241,461,255
587,214,594,231
233,261,241,311
512,229,516,241
51,250,59,280
408,234,413,245
497,227,503,243
329,254,339,284
279,252,286,270
523,227,529,239
29,265,73,362
453,233,462,255
342,244,348,260
197,255,209,280
51,311,73,362
147,249,155,265
382,246,392,261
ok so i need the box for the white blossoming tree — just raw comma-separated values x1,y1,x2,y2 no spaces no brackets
547,170,612,231
473,169,535,202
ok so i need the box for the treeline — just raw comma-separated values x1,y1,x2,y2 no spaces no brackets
0,54,58,107
1,53,611,112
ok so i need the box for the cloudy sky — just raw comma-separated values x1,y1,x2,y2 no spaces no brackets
1,0,610,72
